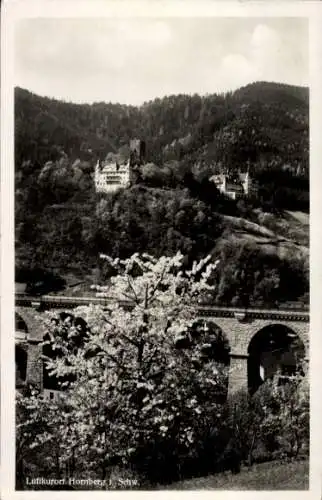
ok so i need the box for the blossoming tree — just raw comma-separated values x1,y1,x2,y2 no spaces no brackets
17,252,229,486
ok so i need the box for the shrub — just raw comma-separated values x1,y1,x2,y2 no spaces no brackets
224,375,309,470
257,376,309,460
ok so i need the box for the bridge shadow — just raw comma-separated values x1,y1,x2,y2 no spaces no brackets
16,345,28,388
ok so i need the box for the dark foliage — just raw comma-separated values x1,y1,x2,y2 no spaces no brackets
211,242,309,307
15,81,308,176
254,168,309,213
15,82,309,305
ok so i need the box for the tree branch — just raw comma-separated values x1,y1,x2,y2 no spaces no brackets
127,275,140,304
119,332,140,348
148,266,166,302
142,347,158,375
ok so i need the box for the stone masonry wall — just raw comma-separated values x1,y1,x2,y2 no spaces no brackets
16,306,309,392
195,315,309,394
26,341,43,387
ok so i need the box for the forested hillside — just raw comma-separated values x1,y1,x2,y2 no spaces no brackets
15,81,308,173
15,82,309,306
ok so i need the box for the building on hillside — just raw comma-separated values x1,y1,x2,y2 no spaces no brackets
95,159,132,194
94,139,146,194
209,171,253,200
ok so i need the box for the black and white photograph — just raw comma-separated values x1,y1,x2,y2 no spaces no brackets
2,1,321,495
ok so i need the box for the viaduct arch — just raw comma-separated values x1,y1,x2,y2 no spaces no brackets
194,309,309,394
15,305,75,390
15,301,309,395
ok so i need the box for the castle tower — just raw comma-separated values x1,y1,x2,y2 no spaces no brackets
94,159,102,190
239,169,252,196
95,158,101,173
130,139,146,166
243,171,251,195
222,174,227,193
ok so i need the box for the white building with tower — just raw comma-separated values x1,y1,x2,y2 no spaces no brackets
94,159,132,194
209,171,253,200
94,139,145,194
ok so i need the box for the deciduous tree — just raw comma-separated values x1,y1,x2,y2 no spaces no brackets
17,252,227,486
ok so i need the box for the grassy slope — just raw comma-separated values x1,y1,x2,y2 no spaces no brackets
285,211,309,226
159,460,309,490
213,210,309,261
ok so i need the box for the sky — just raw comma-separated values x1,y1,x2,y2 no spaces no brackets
14,17,308,106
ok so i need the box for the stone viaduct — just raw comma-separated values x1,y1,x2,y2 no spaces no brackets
15,295,309,396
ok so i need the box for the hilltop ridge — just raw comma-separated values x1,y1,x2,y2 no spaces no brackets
15,81,309,175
